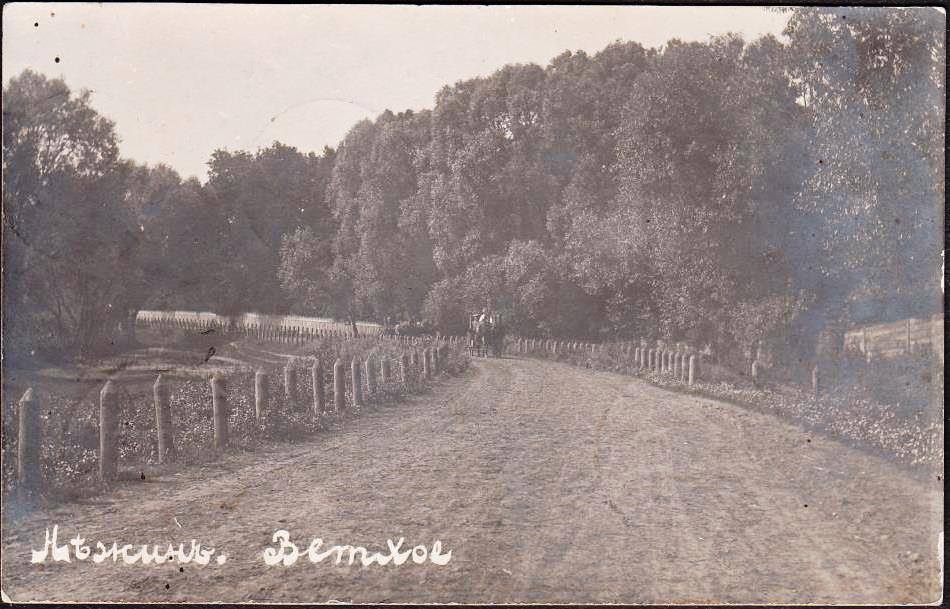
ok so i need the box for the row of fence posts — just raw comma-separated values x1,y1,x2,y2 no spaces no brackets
510,336,701,385
139,315,471,348
511,337,603,355
15,343,452,494
138,317,355,342
142,320,372,344
512,335,823,399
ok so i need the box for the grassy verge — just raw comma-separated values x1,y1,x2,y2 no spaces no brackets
510,339,942,473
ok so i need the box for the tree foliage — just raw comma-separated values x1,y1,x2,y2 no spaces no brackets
4,8,943,366
3,71,139,361
783,7,945,326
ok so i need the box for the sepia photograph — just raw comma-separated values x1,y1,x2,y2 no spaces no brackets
0,3,945,604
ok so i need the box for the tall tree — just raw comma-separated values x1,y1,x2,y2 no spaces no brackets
324,110,434,328
3,70,142,361
203,142,336,315
783,7,945,329
612,35,811,359
418,64,556,278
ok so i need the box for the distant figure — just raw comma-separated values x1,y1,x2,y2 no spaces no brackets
469,309,491,356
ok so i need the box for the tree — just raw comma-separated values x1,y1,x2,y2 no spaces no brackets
782,7,945,328
202,142,336,315
562,206,653,339
125,165,223,313
2,70,142,361
541,42,653,244
277,226,336,315
418,64,556,278
612,35,810,354
326,110,434,328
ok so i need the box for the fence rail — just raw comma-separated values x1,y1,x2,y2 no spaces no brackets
843,315,943,361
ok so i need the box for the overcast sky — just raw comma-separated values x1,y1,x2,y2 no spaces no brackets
3,3,790,181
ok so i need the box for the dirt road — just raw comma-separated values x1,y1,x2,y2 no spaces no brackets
1,357,942,603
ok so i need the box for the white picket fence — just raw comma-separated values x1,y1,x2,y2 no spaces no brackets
136,309,382,337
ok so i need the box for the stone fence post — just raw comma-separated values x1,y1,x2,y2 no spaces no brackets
333,358,345,415
351,358,363,410
17,388,41,491
154,374,174,463
400,353,410,386
284,362,298,409
211,374,229,449
312,359,325,417
365,356,377,395
99,380,119,481
255,369,268,423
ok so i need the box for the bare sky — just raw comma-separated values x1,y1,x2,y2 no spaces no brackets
3,3,790,181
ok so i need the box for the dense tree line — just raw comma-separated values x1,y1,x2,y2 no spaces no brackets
3,7,943,366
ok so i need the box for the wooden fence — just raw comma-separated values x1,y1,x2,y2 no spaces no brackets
842,314,943,361
136,310,382,339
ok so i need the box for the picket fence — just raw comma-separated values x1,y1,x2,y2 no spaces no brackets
842,314,943,361
136,310,382,338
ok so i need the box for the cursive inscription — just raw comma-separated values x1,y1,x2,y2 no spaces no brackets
261,530,452,567
30,525,224,565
